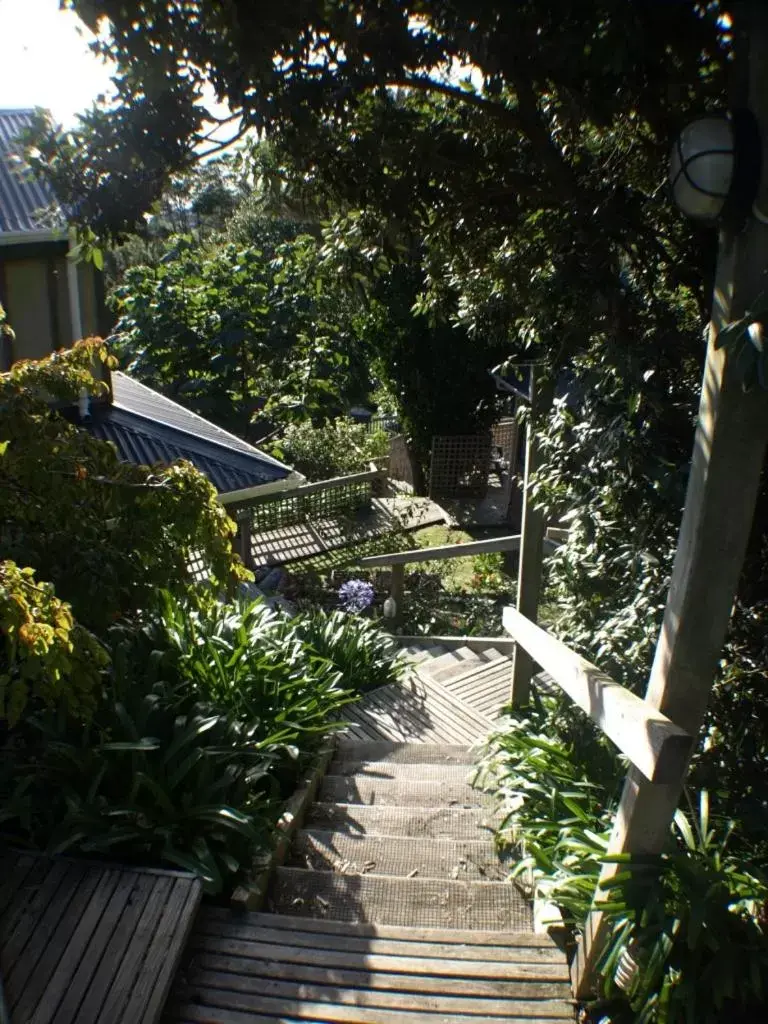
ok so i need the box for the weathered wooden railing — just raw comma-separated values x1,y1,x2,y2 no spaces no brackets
235,466,388,568
500,605,694,992
359,533,558,625
502,607,692,785
361,524,698,999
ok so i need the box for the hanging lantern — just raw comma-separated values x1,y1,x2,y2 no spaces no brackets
668,110,761,226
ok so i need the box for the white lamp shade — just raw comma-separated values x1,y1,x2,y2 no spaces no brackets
669,116,736,222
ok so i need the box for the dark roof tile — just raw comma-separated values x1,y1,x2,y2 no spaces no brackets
0,109,64,237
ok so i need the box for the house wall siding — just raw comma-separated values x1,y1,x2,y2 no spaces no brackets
0,248,100,363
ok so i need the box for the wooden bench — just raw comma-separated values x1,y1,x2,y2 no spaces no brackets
0,849,202,1024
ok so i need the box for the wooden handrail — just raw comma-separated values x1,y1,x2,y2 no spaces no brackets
360,534,524,567
502,606,693,785
240,468,387,509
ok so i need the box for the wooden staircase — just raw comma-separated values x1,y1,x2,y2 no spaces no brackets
165,644,576,1023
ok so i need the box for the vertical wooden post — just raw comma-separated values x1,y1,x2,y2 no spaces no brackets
389,563,405,628
510,365,546,705
574,5,768,996
237,512,254,571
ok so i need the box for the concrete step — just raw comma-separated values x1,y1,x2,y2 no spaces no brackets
425,654,507,686
330,741,475,770
305,802,499,839
326,761,475,783
396,643,447,666
289,830,508,881
318,774,488,808
269,867,532,931
419,649,482,677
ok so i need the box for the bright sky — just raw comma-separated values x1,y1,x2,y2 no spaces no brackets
0,0,114,124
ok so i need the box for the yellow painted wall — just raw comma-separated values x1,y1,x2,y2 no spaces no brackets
3,259,53,360
1,251,99,361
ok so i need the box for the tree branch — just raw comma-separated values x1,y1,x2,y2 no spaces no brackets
508,72,580,202
194,125,250,159
391,76,523,130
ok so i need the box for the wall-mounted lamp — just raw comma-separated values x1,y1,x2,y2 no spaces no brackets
668,110,762,227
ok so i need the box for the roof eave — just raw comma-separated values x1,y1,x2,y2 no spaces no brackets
218,470,307,506
0,227,67,246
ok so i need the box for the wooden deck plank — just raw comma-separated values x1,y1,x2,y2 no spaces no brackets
191,952,571,999
171,987,570,1023
187,935,569,981
0,852,201,1024
119,875,203,1024
21,866,110,1024
95,875,176,1024
40,868,156,1024
3,861,74,990
195,917,561,962
52,869,140,1024
248,496,446,566
188,969,574,1017
200,908,558,948
10,863,96,1015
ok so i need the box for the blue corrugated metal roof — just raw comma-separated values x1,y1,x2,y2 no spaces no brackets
84,405,292,493
0,109,64,237
111,372,287,465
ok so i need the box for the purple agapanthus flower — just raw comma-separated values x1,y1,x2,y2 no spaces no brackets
338,578,375,613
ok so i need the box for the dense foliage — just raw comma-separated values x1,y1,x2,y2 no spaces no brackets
16,3,768,1013
0,342,246,632
1,591,401,892
477,700,768,1023
267,418,389,481
0,561,107,726
291,610,402,694
109,229,372,436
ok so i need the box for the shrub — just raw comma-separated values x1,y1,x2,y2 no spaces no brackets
475,690,619,918
0,560,107,726
0,342,247,634
594,795,768,1024
2,676,278,893
477,696,768,1024
290,610,403,694
155,592,357,743
268,418,389,481
0,592,389,892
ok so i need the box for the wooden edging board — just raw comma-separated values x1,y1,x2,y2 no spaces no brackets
231,743,336,912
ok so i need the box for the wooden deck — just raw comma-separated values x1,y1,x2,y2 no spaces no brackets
167,910,574,1023
164,644,575,1023
0,850,202,1024
339,675,495,745
248,495,446,565
338,646,512,747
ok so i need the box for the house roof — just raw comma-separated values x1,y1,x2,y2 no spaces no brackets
0,109,65,240
78,372,297,496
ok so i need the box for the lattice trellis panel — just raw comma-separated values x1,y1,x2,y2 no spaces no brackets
429,432,492,499
491,417,519,473
248,479,373,534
